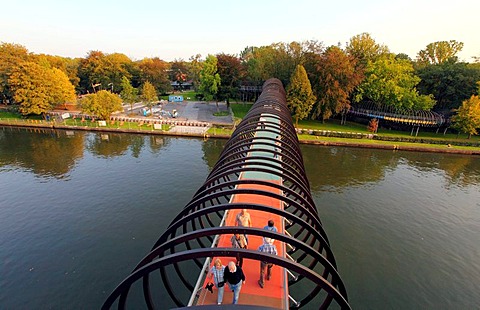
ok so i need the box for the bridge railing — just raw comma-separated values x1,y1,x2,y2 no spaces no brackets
102,78,351,309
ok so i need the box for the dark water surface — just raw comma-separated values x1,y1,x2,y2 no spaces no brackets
1,127,479,309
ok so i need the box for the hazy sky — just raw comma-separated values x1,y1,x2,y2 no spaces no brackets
1,0,479,62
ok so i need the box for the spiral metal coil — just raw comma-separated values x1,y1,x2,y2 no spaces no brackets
349,102,446,127
103,78,350,309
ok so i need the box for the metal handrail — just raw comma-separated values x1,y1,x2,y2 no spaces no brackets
102,78,351,309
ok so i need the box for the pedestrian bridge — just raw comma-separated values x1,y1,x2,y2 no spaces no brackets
102,78,351,309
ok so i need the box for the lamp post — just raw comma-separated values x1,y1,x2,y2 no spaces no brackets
92,83,101,93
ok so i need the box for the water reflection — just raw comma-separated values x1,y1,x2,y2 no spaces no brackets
301,145,401,191
1,128,478,188
0,128,173,178
0,127,84,179
300,145,480,190
402,153,480,187
86,133,134,158
85,133,170,159
201,138,227,169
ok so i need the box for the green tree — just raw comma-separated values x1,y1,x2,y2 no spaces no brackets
345,33,389,67
9,61,76,117
309,46,362,121
78,50,107,94
77,51,132,94
140,81,158,114
417,40,464,65
354,53,435,110
199,55,221,103
286,64,316,127
188,54,203,91
451,95,480,138
79,90,122,120
0,42,31,103
416,60,480,110
103,53,133,93
120,76,137,114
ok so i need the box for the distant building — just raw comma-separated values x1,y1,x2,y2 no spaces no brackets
170,80,193,91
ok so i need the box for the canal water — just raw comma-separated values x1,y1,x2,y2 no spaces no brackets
1,127,479,309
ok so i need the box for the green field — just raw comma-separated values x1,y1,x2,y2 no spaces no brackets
231,103,253,119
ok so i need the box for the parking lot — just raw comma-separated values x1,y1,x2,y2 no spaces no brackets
124,100,233,125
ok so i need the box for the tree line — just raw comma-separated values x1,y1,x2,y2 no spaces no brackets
1,33,479,136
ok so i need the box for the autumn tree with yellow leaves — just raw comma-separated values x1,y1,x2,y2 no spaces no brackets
8,61,76,117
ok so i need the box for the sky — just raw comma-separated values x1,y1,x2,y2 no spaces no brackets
1,0,479,62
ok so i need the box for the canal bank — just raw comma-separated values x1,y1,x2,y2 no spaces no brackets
2,120,479,155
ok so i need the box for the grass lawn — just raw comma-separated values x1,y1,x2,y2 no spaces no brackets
213,111,230,117
62,118,170,131
207,127,233,136
298,119,368,132
0,111,44,120
0,111,20,119
231,103,253,119
298,134,480,151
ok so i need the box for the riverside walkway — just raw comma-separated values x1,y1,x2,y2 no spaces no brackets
102,79,350,309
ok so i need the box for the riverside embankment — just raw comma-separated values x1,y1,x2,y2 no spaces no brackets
2,119,479,155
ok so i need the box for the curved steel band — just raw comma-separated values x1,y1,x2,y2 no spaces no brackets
103,78,351,309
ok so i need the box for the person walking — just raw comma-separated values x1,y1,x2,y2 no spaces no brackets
223,261,246,304
263,219,278,233
235,209,252,228
230,233,248,267
208,258,226,305
257,237,278,288
235,209,252,243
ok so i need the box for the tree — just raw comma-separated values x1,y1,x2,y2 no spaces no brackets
79,90,122,120
354,53,435,110
188,54,203,91
120,76,137,115
77,51,133,94
345,33,389,67
140,81,158,114
309,46,362,121
33,54,80,89
286,64,316,127
451,95,480,138
103,53,134,93
78,50,108,94
417,40,464,65
169,59,188,90
367,118,378,133
416,60,480,111
138,57,171,94
199,55,221,103
216,53,244,105
0,42,31,103
9,61,76,117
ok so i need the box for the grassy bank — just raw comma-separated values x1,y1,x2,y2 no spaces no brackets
1,109,479,154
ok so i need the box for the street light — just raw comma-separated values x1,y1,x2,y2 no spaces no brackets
92,83,101,93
